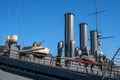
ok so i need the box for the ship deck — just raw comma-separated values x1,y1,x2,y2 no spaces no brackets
0,51,120,80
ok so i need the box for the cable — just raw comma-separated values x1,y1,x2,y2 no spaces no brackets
15,0,25,45
22,0,29,45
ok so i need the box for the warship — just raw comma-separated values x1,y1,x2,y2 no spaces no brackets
0,12,120,80
0,0,120,80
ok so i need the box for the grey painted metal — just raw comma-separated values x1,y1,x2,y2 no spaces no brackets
70,40,75,57
90,30,98,60
79,23,88,53
0,55,118,80
78,49,82,56
0,56,101,80
0,56,118,80
97,32,101,37
58,41,64,56
75,47,79,56
75,47,82,56
56,41,64,66
64,13,74,58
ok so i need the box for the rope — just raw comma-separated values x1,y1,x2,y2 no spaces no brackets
22,0,29,45
15,0,25,45
0,0,2,44
102,48,120,80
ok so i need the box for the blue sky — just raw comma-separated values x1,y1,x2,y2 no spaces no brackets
0,0,120,58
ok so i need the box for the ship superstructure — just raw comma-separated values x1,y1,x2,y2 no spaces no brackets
0,12,120,80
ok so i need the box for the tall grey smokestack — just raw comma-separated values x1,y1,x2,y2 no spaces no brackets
90,30,98,61
64,13,74,58
80,23,88,53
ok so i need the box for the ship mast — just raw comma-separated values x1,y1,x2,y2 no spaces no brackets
95,0,98,32
89,0,106,61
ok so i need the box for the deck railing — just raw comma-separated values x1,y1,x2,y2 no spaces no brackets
0,48,120,80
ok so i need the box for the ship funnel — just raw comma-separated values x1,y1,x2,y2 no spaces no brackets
79,23,88,53
90,30,98,60
64,13,75,58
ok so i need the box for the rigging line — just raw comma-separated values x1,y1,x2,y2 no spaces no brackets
22,0,29,45
15,0,25,45
89,0,106,31
95,0,98,32
0,0,2,6
0,0,2,44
